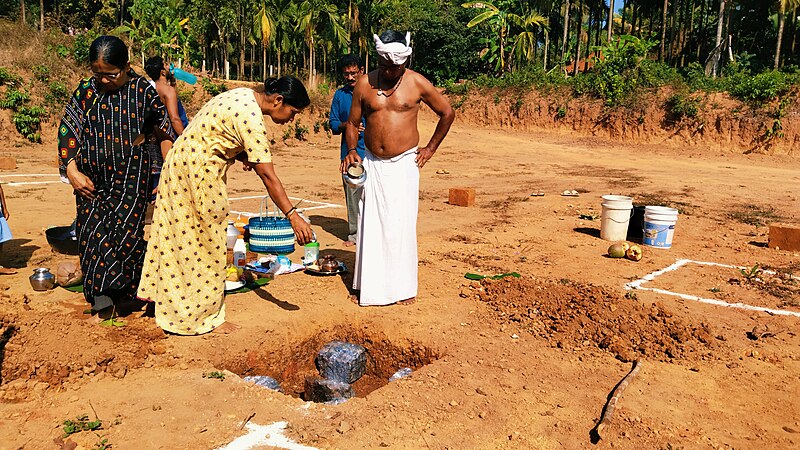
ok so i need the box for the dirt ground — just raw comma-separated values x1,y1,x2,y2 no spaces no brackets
0,110,799,450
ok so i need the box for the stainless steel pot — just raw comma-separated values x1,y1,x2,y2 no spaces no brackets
30,268,56,291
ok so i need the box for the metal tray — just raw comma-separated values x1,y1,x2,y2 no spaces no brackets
304,262,347,276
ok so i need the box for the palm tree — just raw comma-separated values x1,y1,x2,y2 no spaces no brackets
561,0,570,62
509,10,549,69
349,0,395,70
253,0,276,80
296,0,348,87
775,0,800,69
463,1,548,73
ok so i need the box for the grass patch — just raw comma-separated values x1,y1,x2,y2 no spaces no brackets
632,192,695,215
62,415,102,438
726,204,782,226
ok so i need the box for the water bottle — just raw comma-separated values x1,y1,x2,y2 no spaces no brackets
232,235,246,268
226,220,239,249
170,63,197,85
303,241,320,266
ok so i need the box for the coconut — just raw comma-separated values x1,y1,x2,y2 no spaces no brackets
608,243,627,258
626,244,643,261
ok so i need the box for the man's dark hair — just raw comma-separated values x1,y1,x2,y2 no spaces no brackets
378,30,406,45
144,56,165,81
337,54,362,72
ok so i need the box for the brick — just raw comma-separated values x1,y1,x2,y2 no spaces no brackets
0,157,16,170
768,223,800,251
448,188,475,207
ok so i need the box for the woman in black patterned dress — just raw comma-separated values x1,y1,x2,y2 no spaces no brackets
58,36,173,316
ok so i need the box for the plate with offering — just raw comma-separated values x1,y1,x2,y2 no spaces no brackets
305,255,347,275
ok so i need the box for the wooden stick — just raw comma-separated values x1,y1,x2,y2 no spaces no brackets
595,359,642,439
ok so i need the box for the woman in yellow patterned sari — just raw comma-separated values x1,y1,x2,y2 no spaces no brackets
138,77,313,335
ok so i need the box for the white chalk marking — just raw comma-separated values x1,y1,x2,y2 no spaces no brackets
1,180,64,186
0,174,60,177
229,195,341,209
0,174,64,187
625,259,800,318
215,422,318,450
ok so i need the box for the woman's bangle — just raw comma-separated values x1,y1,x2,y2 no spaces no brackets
348,148,357,153
285,207,297,218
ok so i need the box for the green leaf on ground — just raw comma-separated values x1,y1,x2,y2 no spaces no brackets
464,272,521,281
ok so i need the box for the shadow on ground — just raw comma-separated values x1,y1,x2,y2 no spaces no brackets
0,238,39,269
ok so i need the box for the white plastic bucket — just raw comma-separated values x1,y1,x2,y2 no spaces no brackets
643,206,678,248
600,202,633,241
601,195,633,208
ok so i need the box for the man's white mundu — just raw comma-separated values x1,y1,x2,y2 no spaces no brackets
353,32,418,306
373,32,413,64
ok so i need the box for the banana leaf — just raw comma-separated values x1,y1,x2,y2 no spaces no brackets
464,272,521,281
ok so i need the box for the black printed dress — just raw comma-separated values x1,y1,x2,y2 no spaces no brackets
58,74,172,307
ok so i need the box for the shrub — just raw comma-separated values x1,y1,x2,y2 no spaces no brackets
178,87,193,105
12,105,47,142
0,67,21,86
585,35,658,106
682,62,723,92
45,81,70,106
47,43,71,59
294,122,309,141
33,64,51,82
727,70,789,103
443,80,469,96
72,30,99,64
666,92,701,121
0,88,31,109
200,77,227,96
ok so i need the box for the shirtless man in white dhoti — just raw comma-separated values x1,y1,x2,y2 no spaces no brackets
342,30,455,306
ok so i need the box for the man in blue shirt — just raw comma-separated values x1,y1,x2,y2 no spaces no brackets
329,54,366,246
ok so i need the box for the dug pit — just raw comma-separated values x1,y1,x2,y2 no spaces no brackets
214,326,439,401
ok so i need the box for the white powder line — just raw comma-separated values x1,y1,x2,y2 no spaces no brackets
229,195,342,208
0,174,60,177
229,203,340,219
1,181,64,186
625,259,800,318
216,421,318,450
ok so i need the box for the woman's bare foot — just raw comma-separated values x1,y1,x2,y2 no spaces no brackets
342,240,356,247
396,297,416,306
213,321,240,334
349,294,359,305
0,267,17,275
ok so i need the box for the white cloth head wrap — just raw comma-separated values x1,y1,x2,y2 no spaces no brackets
373,32,413,65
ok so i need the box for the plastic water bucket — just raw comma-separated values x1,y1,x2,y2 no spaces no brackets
601,202,633,241
601,195,633,208
642,206,678,248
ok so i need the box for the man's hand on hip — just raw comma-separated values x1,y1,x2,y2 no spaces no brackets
415,146,435,168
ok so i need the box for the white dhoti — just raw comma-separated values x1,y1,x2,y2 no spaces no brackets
353,147,419,306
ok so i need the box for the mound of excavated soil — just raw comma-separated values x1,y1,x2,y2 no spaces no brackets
473,277,717,363
0,308,167,398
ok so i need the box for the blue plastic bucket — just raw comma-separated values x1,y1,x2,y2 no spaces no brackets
642,206,678,248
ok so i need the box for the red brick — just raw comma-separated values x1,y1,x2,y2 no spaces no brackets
449,188,475,207
768,223,800,251
0,157,16,170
